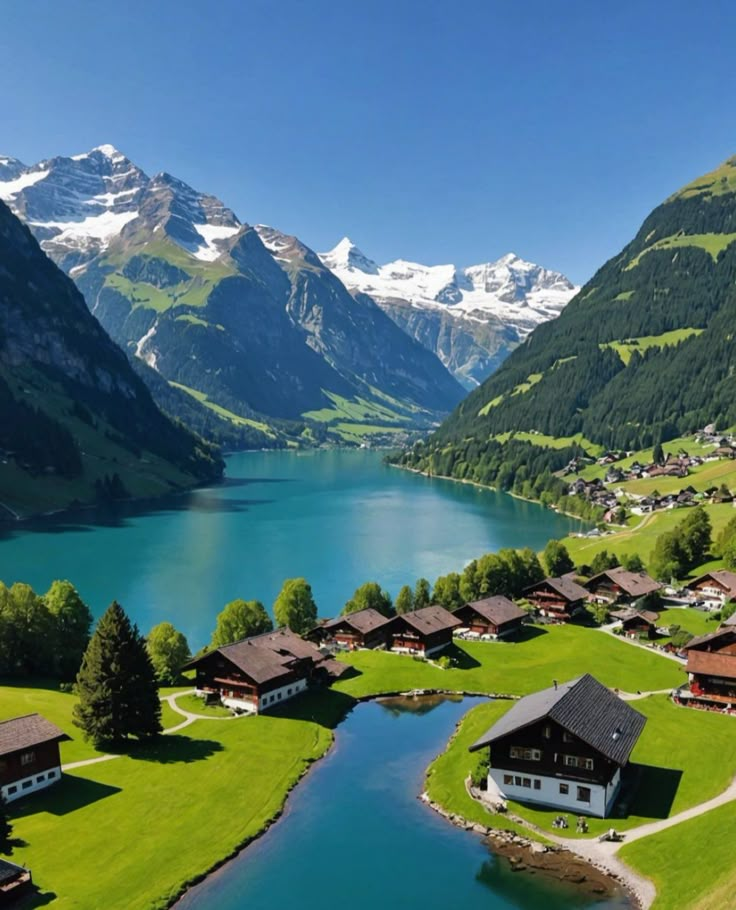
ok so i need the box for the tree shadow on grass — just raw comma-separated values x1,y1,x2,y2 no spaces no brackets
268,689,357,730
516,624,548,642
446,644,481,669
127,734,224,765
17,888,58,908
623,763,683,820
10,776,122,819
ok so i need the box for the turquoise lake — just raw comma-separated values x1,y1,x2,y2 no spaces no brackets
0,450,584,648
176,697,631,910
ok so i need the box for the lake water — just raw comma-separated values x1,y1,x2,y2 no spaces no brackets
176,697,630,910
0,450,584,648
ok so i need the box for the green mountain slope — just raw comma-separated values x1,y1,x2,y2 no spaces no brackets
0,201,223,517
411,155,736,462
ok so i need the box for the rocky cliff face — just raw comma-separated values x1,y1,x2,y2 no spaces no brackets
1,147,463,439
320,239,578,388
0,199,222,516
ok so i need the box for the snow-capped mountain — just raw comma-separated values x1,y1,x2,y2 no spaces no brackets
0,146,463,439
320,239,579,387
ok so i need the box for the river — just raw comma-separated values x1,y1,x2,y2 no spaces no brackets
176,697,630,910
0,449,584,648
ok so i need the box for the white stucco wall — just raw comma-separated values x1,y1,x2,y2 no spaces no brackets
2,766,62,803
490,767,620,818
258,677,308,712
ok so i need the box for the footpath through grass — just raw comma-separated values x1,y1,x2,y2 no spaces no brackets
334,624,684,699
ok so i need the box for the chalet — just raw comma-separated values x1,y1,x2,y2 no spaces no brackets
385,605,461,657
687,570,736,609
185,628,348,714
469,674,646,818
318,608,391,650
453,596,526,640
681,627,736,706
0,714,69,804
585,567,662,606
523,576,589,621
0,859,32,905
611,607,659,639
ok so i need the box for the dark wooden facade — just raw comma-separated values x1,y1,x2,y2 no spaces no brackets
453,598,525,639
523,578,588,621
685,629,736,705
191,650,310,709
0,740,62,796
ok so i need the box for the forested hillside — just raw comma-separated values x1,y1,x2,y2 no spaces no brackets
397,155,736,490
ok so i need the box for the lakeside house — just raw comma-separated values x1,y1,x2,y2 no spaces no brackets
452,596,526,639
523,576,589,621
0,714,69,803
680,627,736,707
686,570,736,609
0,859,32,904
585,567,662,606
469,674,646,818
385,605,461,657
312,608,391,650
185,628,348,714
610,607,659,639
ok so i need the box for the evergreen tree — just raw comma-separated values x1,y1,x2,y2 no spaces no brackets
147,622,191,684
590,550,621,575
621,553,645,572
413,577,431,610
431,572,463,610
343,582,394,617
273,578,318,633
211,600,272,648
0,795,12,850
459,560,479,602
652,441,665,465
44,580,93,680
543,540,575,577
74,601,162,747
394,585,414,615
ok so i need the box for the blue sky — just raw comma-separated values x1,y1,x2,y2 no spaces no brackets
2,0,735,283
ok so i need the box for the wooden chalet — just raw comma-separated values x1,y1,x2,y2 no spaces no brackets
319,608,391,650
610,607,659,640
585,567,662,606
469,674,646,818
0,714,69,804
453,596,526,640
185,628,348,714
523,576,589,621
0,859,32,906
386,605,461,657
681,627,736,706
687,570,736,609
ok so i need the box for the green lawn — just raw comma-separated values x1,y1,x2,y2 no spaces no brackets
427,695,736,842
174,693,232,717
655,608,718,640
601,328,704,365
491,431,603,456
627,232,736,269
617,456,736,497
621,802,736,910
159,701,183,730
334,625,683,699
9,700,333,910
562,503,736,568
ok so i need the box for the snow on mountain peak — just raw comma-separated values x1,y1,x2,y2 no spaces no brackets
320,237,379,275
92,144,126,160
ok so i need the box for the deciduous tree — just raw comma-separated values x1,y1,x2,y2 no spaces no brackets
343,582,394,618
44,580,93,680
147,622,191,684
394,585,414,615
211,599,272,648
274,578,318,633
543,540,575,577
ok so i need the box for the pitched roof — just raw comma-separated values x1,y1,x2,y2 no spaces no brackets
610,608,659,625
393,605,461,635
586,566,662,598
683,626,736,651
524,576,589,602
458,596,526,626
187,628,330,684
687,570,736,596
469,674,646,766
0,713,69,757
686,649,736,678
324,607,391,635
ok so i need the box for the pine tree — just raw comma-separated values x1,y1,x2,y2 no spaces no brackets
0,795,12,849
74,601,162,747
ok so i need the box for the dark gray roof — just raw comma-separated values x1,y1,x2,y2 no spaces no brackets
586,567,662,597
469,674,646,766
392,605,461,635
458,596,526,625
0,713,69,757
324,608,391,635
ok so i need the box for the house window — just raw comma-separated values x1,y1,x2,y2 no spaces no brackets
22,780,33,789
563,732,574,743
543,725,552,739
559,783,569,795
522,778,532,788
36,775,45,783
287,688,292,696
509,746,542,761
533,779,541,790
577,786,591,803
47,770,56,779
7,786,17,795
277,692,282,700
514,776,523,786
563,755,594,770
20,751,35,766
503,775,513,785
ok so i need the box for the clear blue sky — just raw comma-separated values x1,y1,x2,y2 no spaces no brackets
2,0,735,283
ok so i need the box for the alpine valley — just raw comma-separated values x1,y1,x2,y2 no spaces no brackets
395,154,736,506
320,238,577,388
0,146,575,446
